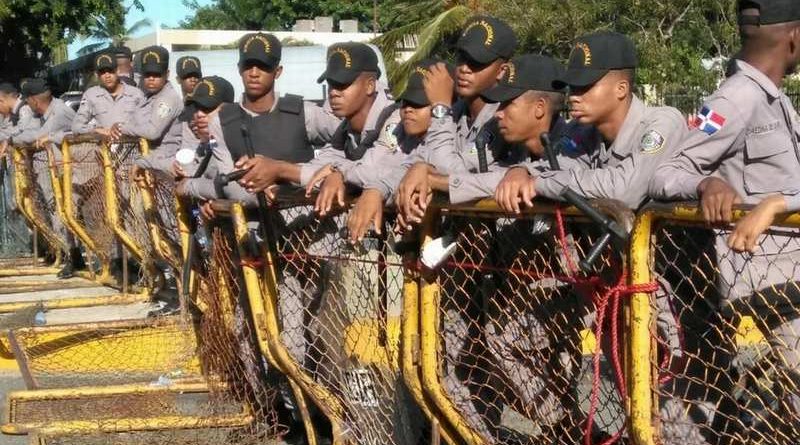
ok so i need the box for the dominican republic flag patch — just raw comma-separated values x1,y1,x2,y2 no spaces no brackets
694,106,726,136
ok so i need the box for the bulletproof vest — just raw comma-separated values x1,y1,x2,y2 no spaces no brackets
331,103,400,161
220,94,312,163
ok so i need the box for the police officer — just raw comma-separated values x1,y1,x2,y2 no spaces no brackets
178,32,340,201
395,15,517,221
651,2,800,443
113,45,183,173
233,40,392,214
72,50,144,136
347,58,455,242
495,31,686,211
13,79,82,277
0,82,40,225
175,56,202,100
114,46,138,87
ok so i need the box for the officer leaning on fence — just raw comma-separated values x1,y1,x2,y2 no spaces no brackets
232,41,393,213
396,16,516,222
12,79,82,278
177,32,340,204
651,1,800,443
346,58,455,242
175,56,202,100
494,31,687,211
71,50,145,137
117,45,183,174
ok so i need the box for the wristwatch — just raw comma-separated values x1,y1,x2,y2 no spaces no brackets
431,103,452,120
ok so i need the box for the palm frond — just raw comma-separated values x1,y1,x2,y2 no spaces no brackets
76,41,110,56
126,17,152,36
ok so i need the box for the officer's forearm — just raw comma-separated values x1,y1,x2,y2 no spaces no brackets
429,173,449,192
277,161,302,184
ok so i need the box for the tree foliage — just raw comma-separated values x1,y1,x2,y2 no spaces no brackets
0,0,139,81
180,0,381,32
77,10,152,56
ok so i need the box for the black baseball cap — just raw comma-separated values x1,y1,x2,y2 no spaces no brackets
554,31,637,89
0,82,18,95
399,59,454,106
482,54,565,103
20,78,48,97
738,0,800,25
188,76,234,110
113,46,132,60
176,56,202,79
94,51,117,72
456,16,517,65
317,42,380,85
140,45,169,75
239,33,282,69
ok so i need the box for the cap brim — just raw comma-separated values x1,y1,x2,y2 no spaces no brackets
179,70,201,79
553,68,608,89
239,57,279,70
141,63,166,75
457,42,500,65
481,84,526,103
398,88,429,106
317,69,360,85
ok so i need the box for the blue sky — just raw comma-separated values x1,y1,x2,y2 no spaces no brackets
67,0,213,58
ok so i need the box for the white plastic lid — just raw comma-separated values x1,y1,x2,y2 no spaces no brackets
175,148,195,165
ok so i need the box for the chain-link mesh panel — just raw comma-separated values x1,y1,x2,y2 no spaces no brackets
260,198,424,445
143,169,184,272
61,137,116,267
646,206,800,445
420,203,635,445
188,222,288,442
11,146,67,257
103,139,159,287
8,316,201,390
0,152,32,259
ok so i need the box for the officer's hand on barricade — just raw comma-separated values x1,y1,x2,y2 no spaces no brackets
315,170,345,216
305,164,335,197
698,177,742,224
423,63,455,107
109,123,123,141
728,194,786,253
495,166,536,214
94,127,111,138
34,135,50,149
397,162,432,225
394,212,411,234
200,200,216,220
348,189,383,243
0,140,7,159
236,155,282,193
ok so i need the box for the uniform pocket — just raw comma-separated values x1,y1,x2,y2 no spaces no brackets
744,130,793,194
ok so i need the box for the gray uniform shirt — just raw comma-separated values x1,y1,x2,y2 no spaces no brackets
181,97,340,200
121,82,183,157
14,98,75,145
72,83,144,134
531,95,686,209
446,117,599,204
0,98,40,142
298,87,394,187
650,60,800,211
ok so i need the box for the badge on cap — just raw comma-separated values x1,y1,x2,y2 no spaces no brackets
157,101,173,119
640,130,665,154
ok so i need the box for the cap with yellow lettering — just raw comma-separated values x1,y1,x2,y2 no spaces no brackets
482,54,565,104
399,58,454,106
176,56,202,79
456,16,517,65
238,33,282,69
140,45,169,75
317,42,380,85
94,50,118,72
738,0,800,26
554,31,637,89
187,75,234,111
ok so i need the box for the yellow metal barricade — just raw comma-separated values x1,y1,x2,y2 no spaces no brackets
415,199,635,445
630,203,800,445
0,146,66,277
222,193,427,445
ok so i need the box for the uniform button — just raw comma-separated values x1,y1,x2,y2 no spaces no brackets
452,178,461,187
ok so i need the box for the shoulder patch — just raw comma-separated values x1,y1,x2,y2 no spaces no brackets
640,130,665,154
157,101,173,119
379,121,400,152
